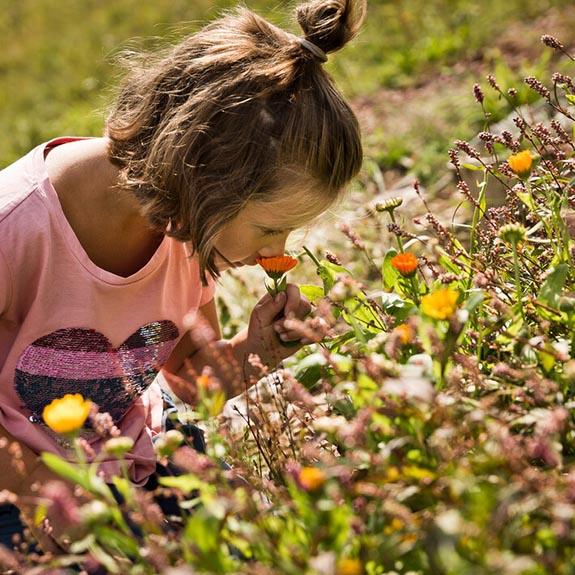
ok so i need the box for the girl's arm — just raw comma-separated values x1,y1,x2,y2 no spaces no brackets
163,284,311,402
0,425,68,553
0,424,51,495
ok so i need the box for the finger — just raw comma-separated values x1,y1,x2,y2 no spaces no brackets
283,283,314,320
252,290,287,324
297,297,312,319
282,283,302,318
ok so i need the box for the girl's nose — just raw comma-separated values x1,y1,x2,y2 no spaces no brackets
259,234,289,258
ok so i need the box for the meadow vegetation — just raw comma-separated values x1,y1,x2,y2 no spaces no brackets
3,1,575,574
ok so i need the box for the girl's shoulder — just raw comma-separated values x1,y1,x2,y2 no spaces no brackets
0,138,88,224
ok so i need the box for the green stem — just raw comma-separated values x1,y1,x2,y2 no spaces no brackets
388,212,405,252
466,178,486,290
303,245,322,267
511,241,525,320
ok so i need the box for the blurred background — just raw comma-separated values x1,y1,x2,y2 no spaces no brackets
2,0,575,193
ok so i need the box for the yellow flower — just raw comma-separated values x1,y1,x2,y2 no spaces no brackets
256,255,298,280
390,252,418,277
42,394,91,434
298,467,326,491
337,558,363,575
384,516,407,535
420,288,459,320
508,150,533,178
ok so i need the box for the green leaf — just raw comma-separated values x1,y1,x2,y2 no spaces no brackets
464,290,485,313
293,352,326,387
86,542,120,573
110,476,132,504
538,344,556,374
461,162,485,171
95,525,141,558
515,190,537,211
538,264,569,310
318,260,350,293
299,284,325,304
293,351,354,386
379,291,416,320
343,295,384,334
41,453,110,497
382,249,400,291
160,474,206,494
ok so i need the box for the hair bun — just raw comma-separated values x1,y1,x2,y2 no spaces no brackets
295,0,366,56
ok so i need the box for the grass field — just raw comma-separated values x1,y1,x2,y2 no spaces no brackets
1,0,573,179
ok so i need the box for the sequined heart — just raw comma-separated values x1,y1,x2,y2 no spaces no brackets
15,321,179,424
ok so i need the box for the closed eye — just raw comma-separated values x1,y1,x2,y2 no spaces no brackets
261,227,292,237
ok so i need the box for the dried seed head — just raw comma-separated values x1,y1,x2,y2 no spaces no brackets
473,83,484,103
525,76,551,102
541,34,564,50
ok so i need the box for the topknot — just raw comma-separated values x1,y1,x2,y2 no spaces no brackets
295,0,366,55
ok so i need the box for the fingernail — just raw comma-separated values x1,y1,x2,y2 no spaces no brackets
275,292,285,304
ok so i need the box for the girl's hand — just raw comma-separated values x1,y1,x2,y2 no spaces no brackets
246,282,312,365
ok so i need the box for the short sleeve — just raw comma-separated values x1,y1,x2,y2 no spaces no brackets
199,273,217,307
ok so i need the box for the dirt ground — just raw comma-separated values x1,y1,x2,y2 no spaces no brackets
352,5,575,196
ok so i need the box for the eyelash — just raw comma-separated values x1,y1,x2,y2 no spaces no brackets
263,228,285,237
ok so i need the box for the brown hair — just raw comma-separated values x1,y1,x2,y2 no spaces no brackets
105,0,366,280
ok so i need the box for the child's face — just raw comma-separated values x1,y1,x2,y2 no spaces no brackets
213,188,331,271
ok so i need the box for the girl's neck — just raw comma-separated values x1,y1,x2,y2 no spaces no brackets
45,137,165,277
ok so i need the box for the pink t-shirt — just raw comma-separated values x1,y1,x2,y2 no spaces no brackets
0,137,215,484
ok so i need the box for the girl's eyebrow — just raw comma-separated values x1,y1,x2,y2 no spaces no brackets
257,224,294,233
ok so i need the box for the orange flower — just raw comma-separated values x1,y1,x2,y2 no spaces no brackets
298,467,326,491
508,150,533,178
394,324,413,345
256,255,298,279
420,288,459,320
196,374,211,389
390,252,418,277
337,558,363,575
43,394,92,434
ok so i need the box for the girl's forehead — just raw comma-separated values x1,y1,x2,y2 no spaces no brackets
247,187,334,227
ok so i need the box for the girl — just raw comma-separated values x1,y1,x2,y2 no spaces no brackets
0,0,365,553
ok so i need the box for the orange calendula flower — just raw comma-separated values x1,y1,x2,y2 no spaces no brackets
196,374,211,389
420,288,459,320
256,255,298,279
298,467,326,491
257,255,298,297
337,558,363,575
390,252,418,277
508,150,533,178
43,394,92,434
394,324,413,345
